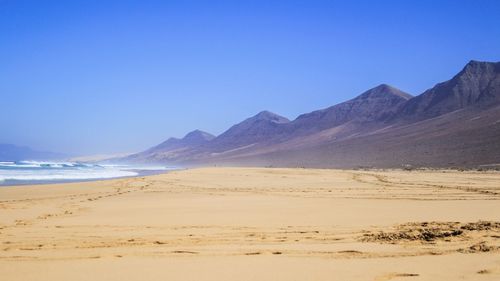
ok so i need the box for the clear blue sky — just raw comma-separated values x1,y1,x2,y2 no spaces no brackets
1,0,499,155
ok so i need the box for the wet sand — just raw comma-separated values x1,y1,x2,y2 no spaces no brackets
0,167,499,280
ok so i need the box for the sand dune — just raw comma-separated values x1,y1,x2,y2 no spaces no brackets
1,168,499,280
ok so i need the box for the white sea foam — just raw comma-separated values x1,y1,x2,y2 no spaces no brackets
0,170,138,182
0,161,172,184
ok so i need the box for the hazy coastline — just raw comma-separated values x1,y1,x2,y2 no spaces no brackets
0,161,175,186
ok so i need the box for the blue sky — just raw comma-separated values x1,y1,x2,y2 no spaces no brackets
1,0,499,155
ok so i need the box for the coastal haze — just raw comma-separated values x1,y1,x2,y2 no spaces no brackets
0,161,172,186
1,1,500,281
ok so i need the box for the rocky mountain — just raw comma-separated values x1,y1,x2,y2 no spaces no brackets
0,144,66,161
201,111,290,153
397,60,500,119
212,104,500,168
125,130,214,162
152,129,215,152
123,60,500,168
126,84,412,161
289,84,412,135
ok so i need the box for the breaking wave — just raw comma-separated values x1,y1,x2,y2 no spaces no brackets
0,161,173,184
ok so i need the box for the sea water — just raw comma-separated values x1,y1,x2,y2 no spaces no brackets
0,161,175,186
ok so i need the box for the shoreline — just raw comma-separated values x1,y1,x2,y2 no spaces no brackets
3,165,498,188
0,168,177,187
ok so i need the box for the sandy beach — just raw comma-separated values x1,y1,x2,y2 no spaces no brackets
0,167,499,281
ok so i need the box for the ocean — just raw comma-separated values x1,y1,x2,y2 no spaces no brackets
0,161,175,186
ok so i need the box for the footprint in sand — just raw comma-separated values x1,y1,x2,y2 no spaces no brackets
374,273,419,281
477,267,500,275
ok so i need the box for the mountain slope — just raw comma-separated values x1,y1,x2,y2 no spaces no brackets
207,104,500,168
397,60,500,119
127,85,413,163
150,130,215,153
184,85,412,156
125,130,214,162
285,84,412,138
125,60,500,168
211,61,500,168
200,111,290,153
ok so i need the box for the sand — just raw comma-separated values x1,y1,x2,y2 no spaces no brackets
0,167,499,280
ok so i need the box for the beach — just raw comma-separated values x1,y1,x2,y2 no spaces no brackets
1,167,499,280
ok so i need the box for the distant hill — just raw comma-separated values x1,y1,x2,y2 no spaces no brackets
149,129,215,153
201,110,290,153
125,130,215,163
0,144,67,161
122,60,500,168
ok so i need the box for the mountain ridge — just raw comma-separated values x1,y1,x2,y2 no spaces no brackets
396,60,500,120
121,60,500,168
288,83,412,136
196,110,291,153
125,130,215,162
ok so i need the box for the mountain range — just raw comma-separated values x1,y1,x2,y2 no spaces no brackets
0,144,67,162
122,60,500,168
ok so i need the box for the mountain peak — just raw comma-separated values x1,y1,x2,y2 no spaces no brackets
182,130,215,142
292,84,412,134
202,111,289,152
356,84,412,100
136,130,214,158
252,110,290,124
461,60,500,75
398,60,500,119
465,59,494,66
